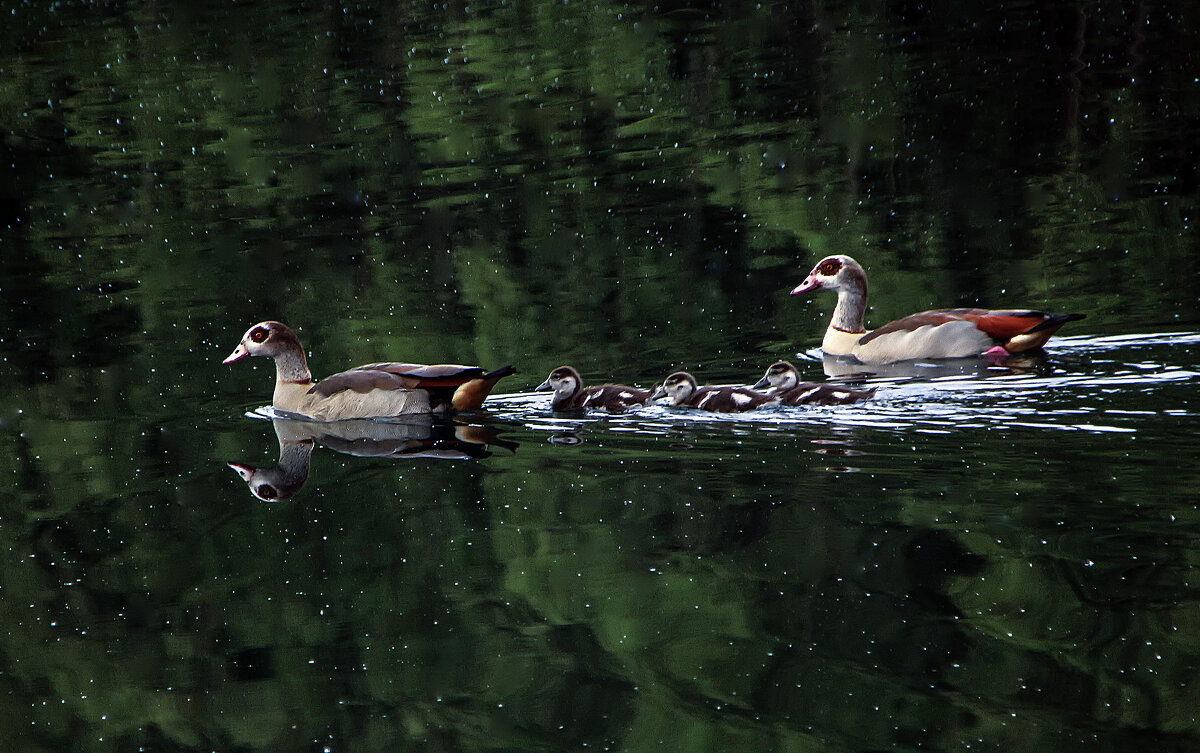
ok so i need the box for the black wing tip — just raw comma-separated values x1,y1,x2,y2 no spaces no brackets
1025,312,1087,334
1046,312,1087,327
486,365,518,380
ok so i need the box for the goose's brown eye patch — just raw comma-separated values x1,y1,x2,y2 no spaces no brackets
256,484,278,500
250,327,269,343
817,259,841,275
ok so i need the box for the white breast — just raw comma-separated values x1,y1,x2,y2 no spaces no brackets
821,327,866,357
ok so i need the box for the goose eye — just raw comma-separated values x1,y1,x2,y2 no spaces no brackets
250,327,269,343
818,259,841,275
256,484,278,500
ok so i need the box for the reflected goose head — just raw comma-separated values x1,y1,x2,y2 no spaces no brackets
535,365,582,399
753,361,801,391
223,321,304,364
227,455,310,502
652,371,698,405
791,255,867,296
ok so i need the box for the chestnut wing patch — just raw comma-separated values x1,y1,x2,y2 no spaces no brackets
957,310,1057,340
859,308,1049,345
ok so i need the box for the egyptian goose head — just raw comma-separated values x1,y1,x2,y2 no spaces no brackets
791,254,867,296
224,321,313,382
791,255,869,334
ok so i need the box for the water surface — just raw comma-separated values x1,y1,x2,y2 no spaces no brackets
2,2,1199,751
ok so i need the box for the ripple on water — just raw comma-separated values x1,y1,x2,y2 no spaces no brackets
484,332,1199,440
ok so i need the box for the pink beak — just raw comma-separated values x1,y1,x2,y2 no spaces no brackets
791,275,822,295
223,343,249,364
227,462,256,481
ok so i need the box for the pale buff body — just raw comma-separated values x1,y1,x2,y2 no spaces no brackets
272,380,436,421
817,274,993,362
822,321,994,364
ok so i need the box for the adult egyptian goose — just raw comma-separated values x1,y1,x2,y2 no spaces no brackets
535,366,654,412
791,255,1086,364
652,371,779,413
752,361,876,405
223,321,516,420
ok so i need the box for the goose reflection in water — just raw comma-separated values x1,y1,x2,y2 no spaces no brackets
817,349,1053,380
228,415,516,501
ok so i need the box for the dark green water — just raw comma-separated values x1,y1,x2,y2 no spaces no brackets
2,2,1199,752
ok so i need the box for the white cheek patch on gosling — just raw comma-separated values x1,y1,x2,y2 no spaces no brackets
732,392,753,406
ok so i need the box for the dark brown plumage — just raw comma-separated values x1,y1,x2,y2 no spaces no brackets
752,361,875,406
535,366,653,412
652,371,778,413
